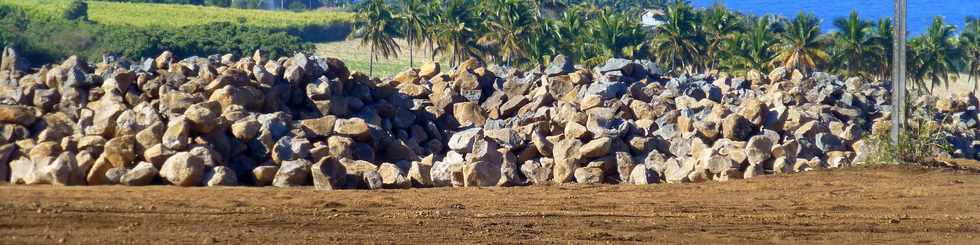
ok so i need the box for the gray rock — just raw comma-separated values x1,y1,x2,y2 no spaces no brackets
252,165,278,187
746,135,773,165
121,162,158,186
273,159,311,187
105,167,128,185
629,164,658,184
378,162,410,189
363,170,383,190
574,167,604,184
544,54,573,75
431,151,465,187
160,152,205,187
311,158,347,190
205,166,238,187
448,128,482,152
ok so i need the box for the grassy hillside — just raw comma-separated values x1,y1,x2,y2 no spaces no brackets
0,0,353,41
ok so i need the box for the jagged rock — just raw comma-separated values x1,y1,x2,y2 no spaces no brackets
162,117,191,150
120,162,158,186
311,158,347,190
300,116,336,138
579,137,612,159
448,128,482,152
420,62,440,79
407,157,434,187
521,158,554,185
273,159,311,187
722,114,754,141
544,54,573,75
103,135,137,168
205,166,238,186
574,167,604,184
334,118,371,141
552,138,582,184
105,167,128,185
629,164,658,184
746,135,773,165
453,102,487,127
184,101,221,133
462,139,503,187
377,162,410,189
431,151,465,187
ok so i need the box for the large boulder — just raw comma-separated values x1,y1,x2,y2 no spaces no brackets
629,164,658,184
745,135,773,165
184,101,222,133
311,158,347,190
120,162,158,186
160,152,205,187
103,135,137,168
0,105,36,126
579,137,612,159
333,118,371,141
252,165,278,187
552,139,582,184
377,163,410,189
272,159,311,187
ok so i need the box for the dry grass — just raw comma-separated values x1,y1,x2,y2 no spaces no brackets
927,74,979,97
315,39,443,78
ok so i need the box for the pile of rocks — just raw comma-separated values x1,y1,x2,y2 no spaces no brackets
0,47,973,189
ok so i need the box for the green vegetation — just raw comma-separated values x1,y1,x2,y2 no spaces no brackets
95,0,359,10
351,0,400,76
63,0,88,20
1,0,353,41
0,3,311,65
861,107,953,165
350,0,980,94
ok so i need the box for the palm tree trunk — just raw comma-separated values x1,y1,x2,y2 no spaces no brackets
428,41,435,62
370,45,375,77
410,44,415,68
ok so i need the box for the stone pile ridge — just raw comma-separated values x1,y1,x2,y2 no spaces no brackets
0,48,974,188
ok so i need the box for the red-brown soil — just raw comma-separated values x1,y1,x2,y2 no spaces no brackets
1,166,979,244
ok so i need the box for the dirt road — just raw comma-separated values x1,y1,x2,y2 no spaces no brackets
1,166,979,244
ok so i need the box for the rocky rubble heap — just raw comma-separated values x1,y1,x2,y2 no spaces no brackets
0,47,974,188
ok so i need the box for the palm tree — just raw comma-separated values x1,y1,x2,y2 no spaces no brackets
771,11,829,74
553,3,596,64
584,7,650,66
961,17,980,91
432,0,483,66
914,16,961,92
650,0,702,74
352,0,400,76
477,0,536,65
701,3,742,72
397,0,426,68
868,17,893,80
830,10,873,78
720,15,779,74
907,37,930,92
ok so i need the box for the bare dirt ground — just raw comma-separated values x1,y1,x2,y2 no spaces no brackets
1,166,979,244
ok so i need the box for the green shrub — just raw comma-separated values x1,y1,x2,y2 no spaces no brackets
63,0,88,21
861,109,953,165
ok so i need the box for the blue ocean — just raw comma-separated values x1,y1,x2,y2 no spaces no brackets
690,0,979,35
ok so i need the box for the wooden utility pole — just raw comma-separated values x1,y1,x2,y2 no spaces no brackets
892,0,907,144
